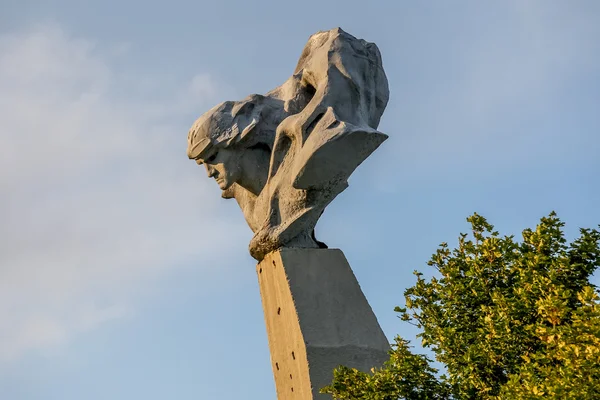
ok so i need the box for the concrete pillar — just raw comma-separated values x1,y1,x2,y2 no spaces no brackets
256,248,390,399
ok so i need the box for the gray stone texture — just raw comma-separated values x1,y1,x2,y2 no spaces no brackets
187,28,389,261
257,248,390,399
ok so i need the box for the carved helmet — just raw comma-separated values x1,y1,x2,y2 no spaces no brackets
187,94,280,163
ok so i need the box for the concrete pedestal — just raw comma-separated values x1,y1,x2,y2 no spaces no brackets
256,248,390,399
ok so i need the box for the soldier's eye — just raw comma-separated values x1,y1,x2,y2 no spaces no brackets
206,152,218,163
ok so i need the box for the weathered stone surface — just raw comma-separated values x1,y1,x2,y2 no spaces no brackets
257,248,390,399
187,28,389,261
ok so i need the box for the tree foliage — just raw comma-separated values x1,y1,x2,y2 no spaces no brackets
321,212,600,399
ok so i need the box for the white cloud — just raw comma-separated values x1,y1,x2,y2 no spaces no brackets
0,23,244,362
2,315,68,361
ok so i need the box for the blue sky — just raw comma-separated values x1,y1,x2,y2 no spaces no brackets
1,1,599,399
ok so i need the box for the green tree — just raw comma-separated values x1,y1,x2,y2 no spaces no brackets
321,212,600,399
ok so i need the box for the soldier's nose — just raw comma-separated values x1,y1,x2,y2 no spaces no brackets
205,164,217,178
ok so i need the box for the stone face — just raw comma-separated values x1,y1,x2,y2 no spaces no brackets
187,28,389,261
257,249,390,399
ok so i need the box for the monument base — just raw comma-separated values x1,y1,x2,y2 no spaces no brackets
257,248,390,399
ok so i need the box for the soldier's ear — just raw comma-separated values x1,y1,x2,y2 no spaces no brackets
232,94,265,118
240,118,259,140
232,100,255,118
230,94,271,145
233,97,264,141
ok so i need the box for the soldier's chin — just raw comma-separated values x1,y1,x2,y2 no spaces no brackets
217,179,230,190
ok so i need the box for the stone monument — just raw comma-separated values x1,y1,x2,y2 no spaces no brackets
187,28,390,399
